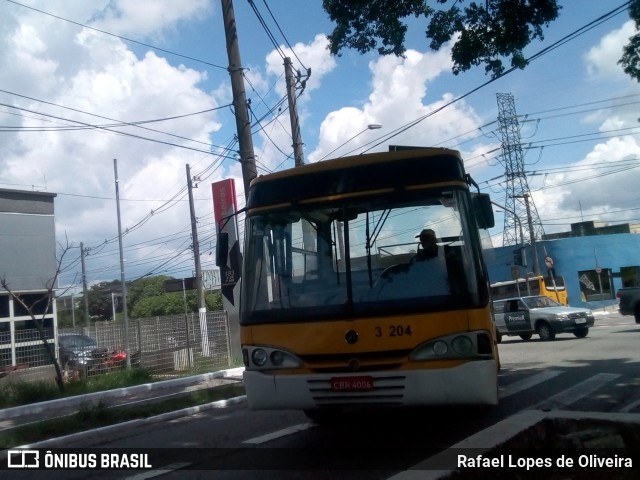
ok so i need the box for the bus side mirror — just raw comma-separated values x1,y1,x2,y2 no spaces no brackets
473,193,495,229
216,231,229,267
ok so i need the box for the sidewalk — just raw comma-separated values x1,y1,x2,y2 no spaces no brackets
0,367,246,433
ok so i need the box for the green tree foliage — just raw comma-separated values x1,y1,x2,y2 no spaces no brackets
85,276,223,321
323,0,640,81
620,0,640,81
126,275,172,311
130,290,222,318
87,280,121,321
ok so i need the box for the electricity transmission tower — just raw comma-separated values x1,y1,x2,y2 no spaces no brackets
496,93,545,250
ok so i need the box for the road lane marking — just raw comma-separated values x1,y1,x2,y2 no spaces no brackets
243,423,315,445
124,463,191,480
619,398,640,413
499,370,562,399
535,373,621,410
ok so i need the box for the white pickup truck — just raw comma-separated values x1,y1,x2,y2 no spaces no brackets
493,295,595,342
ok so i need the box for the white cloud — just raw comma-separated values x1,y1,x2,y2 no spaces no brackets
3,0,640,281
308,44,483,163
585,20,635,78
1,2,226,285
90,0,211,38
265,34,337,96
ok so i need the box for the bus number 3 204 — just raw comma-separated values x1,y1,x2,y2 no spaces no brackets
375,325,412,337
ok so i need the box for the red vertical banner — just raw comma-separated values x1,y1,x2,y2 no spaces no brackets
212,179,241,305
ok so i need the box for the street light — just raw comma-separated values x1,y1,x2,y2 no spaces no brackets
319,123,382,161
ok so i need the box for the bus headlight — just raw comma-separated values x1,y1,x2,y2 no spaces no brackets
410,332,491,361
452,336,473,355
252,348,268,367
244,346,303,370
433,341,448,356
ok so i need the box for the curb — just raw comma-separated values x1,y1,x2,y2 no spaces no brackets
14,395,247,449
0,367,245,421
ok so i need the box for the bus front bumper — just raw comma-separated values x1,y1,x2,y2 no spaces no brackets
243,360,498,410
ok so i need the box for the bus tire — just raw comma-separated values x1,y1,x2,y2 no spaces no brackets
573,327,589,338
519,333,533,341
634,304,640,324
537,322,556,341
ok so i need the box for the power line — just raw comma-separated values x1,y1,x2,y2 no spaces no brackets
0,89,233,154
5,0,228,70
357,1,633,154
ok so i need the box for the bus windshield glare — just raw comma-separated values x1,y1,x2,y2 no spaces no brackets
242,188,485,324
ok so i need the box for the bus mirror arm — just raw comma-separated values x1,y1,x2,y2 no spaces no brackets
215,207,246,267
216,231,229,267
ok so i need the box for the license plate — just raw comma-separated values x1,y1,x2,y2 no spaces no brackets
330,376,374,392
575,318,587,324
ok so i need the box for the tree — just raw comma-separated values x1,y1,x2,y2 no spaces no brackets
323,0,640,81
84,275,223,320
127,275,172,311
87,280,121,321
620,0,640,81
130,288,222,318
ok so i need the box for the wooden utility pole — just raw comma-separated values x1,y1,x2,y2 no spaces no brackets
80,242,90,323
221,0,257,194
186,164,205,311
285,57,304,166
113,159,130,368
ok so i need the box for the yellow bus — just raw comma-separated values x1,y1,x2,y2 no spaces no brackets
238,147,499,420
490,275,568,306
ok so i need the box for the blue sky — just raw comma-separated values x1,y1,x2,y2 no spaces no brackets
1,0,639,290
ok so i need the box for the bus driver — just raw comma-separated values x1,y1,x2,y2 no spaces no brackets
414,228,439,261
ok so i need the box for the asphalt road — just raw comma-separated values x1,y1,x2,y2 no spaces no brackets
5,311,640,480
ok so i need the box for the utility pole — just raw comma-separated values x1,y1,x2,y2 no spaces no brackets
515,193,541,275
285,57,305,166
186,164,205,311
221,0,257,194
80,242,90,324
113,159,130,368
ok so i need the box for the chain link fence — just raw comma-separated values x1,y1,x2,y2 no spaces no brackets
0,310,231,385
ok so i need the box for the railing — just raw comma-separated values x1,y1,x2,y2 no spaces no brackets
0,311,231,384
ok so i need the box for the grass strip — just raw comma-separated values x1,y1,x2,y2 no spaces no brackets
0,383,245,449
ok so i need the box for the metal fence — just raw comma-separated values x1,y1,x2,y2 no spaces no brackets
0,310,231,385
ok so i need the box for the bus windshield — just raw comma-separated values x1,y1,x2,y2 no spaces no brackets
242,187,485,324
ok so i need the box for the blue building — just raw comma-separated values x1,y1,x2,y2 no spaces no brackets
484,221,640,308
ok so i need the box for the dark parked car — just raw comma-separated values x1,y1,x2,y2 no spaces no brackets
58,333,100,370
58,333,140,380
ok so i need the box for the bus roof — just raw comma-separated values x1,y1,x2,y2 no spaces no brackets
490,276,542,287
246,147,467,210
